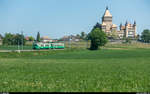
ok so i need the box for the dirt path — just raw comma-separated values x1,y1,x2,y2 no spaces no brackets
0,49,64,53
103,48,129,50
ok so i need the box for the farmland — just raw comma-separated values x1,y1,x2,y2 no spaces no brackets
0,43,150,92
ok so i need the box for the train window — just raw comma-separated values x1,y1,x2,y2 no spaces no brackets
45,44,49,46
41,44,44,47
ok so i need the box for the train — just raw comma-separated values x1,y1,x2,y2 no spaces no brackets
32,41,65,50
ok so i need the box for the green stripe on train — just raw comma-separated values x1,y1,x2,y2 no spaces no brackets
32,42,65,50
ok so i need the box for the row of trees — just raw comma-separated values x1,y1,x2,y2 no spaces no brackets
75,32,88,40
2,33,26,45
0,32,41,45
0,28,150,48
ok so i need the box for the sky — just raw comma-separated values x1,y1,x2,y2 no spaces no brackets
0,0,150,39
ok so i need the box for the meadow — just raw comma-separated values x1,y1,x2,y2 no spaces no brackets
0,42,150,92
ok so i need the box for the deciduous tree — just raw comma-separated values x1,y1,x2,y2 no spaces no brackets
88,27,108,50
141,29,150,43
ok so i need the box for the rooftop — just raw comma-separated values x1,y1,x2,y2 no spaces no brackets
103,7,112,17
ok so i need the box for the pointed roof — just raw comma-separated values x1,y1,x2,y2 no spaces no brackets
125,20,128,26
106,6,108,10
134,20,136,25
120,23,122,26
103,7,112,17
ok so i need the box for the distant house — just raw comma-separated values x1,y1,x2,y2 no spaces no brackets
25,37,30,41
60,36,70,41
52,39,58,42
41,36,52,42
69,35,80,42
60,35,80,42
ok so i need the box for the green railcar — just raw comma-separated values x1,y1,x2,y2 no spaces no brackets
32,42,65,50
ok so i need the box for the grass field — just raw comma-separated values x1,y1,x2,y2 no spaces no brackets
0,43,150,92
0,45,33,50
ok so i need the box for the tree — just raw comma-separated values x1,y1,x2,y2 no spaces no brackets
76,34,81,39
2,33,26,45
110,30,118,39
36,32,41,42
141,29,150,43
81,31,87,40
14,34,26,45
88,27,108,50
3,33,14,45
0,34,3,39
136,34,140,41
28,36,35,41
125,37,131,44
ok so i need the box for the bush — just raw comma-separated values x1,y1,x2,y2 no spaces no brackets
125,38,132,44
88,27,108,50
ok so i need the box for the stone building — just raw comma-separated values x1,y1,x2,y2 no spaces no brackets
95,7,136,39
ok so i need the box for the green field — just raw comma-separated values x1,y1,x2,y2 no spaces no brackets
0,43,150,92
0,45,33,50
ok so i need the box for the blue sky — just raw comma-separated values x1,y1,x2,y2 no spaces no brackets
0,0,150,39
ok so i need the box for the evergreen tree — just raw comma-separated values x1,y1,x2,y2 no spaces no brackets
36,32,41,42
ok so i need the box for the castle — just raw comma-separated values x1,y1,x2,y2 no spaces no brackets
95,7,137,39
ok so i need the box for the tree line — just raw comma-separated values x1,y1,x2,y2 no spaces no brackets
1,33,26,45
0,29,150,48
0,32,40,45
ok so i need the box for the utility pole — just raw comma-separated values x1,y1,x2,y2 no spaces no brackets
18,39,20,53
69,35,72,49
18,39,19,50
86,39,88,49
21,30,24,51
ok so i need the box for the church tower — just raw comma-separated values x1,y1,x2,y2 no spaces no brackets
102,6,113,33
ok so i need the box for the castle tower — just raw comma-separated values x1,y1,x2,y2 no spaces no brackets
120,23,122,30
133,20,137,37
102,7,113,33
125,21,129,38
